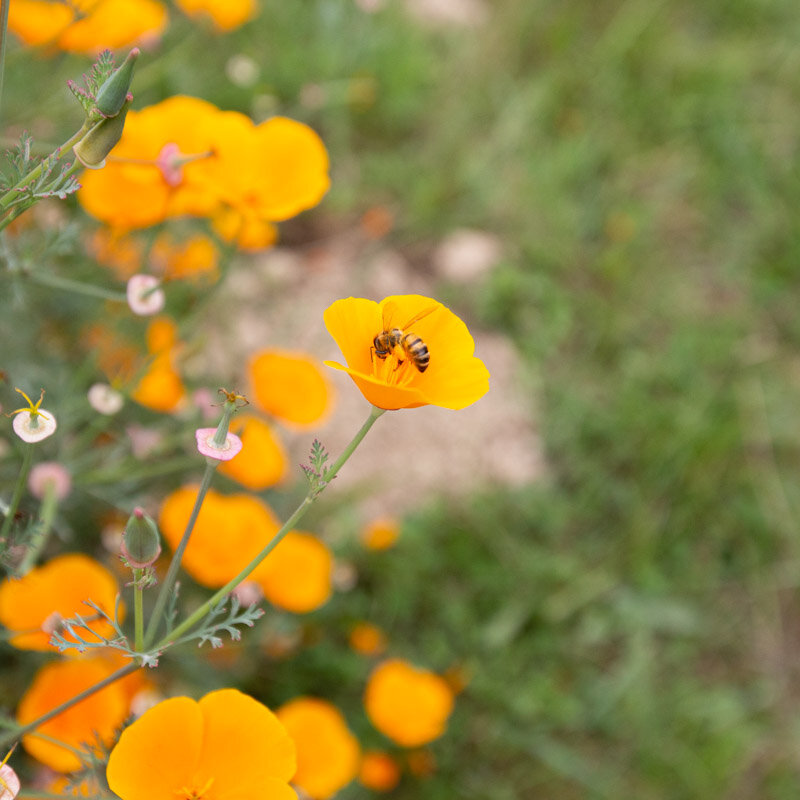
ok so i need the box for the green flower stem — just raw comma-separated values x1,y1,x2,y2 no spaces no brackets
76,456,198,487
0,443,33,542
0,0,9,128
156,405,386,649
0,662,140,749
22,271,127,302
143,461,217,648
133,569,144,651
17,480,59,574
0,125,90,209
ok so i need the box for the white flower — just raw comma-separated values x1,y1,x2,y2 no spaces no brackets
87,382,124,414
127,274,165,316
9,389,56,444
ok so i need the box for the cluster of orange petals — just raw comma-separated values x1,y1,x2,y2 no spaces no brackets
361,516,400,550
276,697,360,799
131,317,186,413
9,0,167,54
364,659,455,747
0,553,122,652
324,294,490,410
174,0,257,31
159,487,332,612
107,689,296,800
17,656,131,771
358,750,401,792
79,96,329,251
349,621,388,656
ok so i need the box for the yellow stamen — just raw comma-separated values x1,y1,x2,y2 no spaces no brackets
6,388,49,422
0,744,17,792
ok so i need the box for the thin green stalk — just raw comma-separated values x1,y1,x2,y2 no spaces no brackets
0,662,140,749
17,479,60,574
156,405,386,648
133,570,144,651
76,456,198,487
0,125,89,209
22,272,127,302
144,461,217,647
0,0,9,128
0,443,33,542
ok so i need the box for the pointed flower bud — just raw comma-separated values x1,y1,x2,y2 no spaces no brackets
95,48,140,118
74,98,131,170
122,508,162,569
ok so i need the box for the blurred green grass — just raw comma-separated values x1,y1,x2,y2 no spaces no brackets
6,0,800,796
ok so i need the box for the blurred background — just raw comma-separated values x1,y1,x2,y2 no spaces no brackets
6,0,800,797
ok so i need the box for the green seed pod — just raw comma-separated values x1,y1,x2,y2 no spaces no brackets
122,507,162,568
73,98,131,169
95,48,139,118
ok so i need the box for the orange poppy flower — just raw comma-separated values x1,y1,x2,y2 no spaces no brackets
361,516,400,551
175,0,257,30
349,622,387,656
364,659,455,747
78,96,224,229
0,553,122,652
131,317,186,413
324,294,490,410
276,697,360,800
217,414,288,490
150,233,219,282
89,228,144,279
9,0,167,54
159,486,280,587
248,350,332,427
106,689,297,800
17,657,129,772
254,531,332,613
212,206,278,251
358,750,401,792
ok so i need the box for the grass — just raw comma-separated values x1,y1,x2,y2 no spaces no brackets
5,0,800,797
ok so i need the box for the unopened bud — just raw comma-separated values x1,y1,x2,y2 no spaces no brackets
95,48,139,118
74,97,131,169
121,507,161,568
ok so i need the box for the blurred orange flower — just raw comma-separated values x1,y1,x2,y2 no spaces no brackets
9,0,167,54
276,697,360,800
249,350,333,427
107,689,297,800
17,657,129,772
324,294,490,410
361,516,400,550
159,486,280,587
79,97,329,250
89,228,144,279
364,659,455,747
217,414,288,490
358,750,401,792
150,232,219,282
254,531,332,613
0,553,122,652
79,96,224,229
175,0,257,30
349,622,387,656
131,317,186,413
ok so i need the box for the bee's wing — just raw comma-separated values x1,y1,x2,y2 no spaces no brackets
399,304,438,330
381,300,402,330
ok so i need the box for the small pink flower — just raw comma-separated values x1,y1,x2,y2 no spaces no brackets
9,389,56,444
233,581,264,607
192,388,218,421
195,428,243,461
28,462,71,500
126,274,165,316
41,611,63,636
87,382,124,415
155,142,184,187
0,761,20,800
126,425,163,458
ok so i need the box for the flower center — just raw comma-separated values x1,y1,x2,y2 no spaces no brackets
372,348,417,388
176,776,214,800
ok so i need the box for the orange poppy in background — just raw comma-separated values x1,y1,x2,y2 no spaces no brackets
0,553,122,652
217,414,288,490
159,486,280,587
349,622,388,656
358,750,401,792
364,659,455,747
107,689,297,800
9,0,167,54
175,0,257,31
150,233,220,283
131,317,186,413
276,697,360,800
254,531,332,613
324,294,490,410
17,657,129,772
79,96,224,229
361,516,400,551
249,350,333,427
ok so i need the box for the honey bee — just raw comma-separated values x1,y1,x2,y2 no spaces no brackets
372,302,437,373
